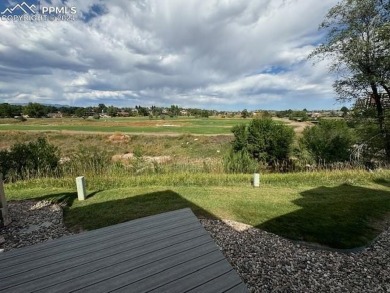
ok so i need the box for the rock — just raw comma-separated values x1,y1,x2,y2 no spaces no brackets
112,153,172,164
3,200,389,291
1,200,72,252
200,218,390,292
108,133,130,143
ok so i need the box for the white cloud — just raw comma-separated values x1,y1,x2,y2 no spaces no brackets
0,0,341,109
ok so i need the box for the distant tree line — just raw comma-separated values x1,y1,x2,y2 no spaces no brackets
0,102,352,120
0,102,218,119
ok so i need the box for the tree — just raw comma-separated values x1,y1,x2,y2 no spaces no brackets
310,0,390,160
0,103,13,118
200,110,209,118
289,111,308,121
135,105,149,116
23,103,46,118
231,118,295,164
151,105,162,116
59,106,77,117
169,105,180,117
75,107,86,118
276,109,293,118
340,106,349,117
301,120,355,163
106,106,118,117
241,109,249,119
97,103,107,114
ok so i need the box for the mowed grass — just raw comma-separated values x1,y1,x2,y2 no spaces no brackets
0,116,312,135
0,117,250,135
5,171,390,249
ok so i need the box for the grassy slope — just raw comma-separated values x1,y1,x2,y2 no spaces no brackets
5,171,390,249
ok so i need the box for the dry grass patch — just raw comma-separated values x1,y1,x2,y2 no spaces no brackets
108,132,130,143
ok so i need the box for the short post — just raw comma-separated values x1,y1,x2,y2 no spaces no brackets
253,173,260,187
76,176,87,201
0,173,11,226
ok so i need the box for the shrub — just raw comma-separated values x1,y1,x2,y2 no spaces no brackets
231,118,295,164
231,124,248,153
349,112,390,163
0,137,60,181
301,120,355,163
0,150,10,178
226,118,295,173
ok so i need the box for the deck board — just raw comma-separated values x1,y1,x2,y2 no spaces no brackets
0,208,247,293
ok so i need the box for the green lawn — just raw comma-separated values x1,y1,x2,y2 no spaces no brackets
0,117,250,135
5,171,390,249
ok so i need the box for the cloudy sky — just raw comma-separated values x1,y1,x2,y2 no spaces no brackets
0,0,346,110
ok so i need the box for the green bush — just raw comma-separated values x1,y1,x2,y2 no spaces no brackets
231,124,248,152
301,120,355,163
226,118,295,173
0,137,60,181
232,118,295,164
0,150,10,178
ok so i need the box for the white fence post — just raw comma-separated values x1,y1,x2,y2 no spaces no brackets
0,173,11,226
76,176,87,201
253,173,260,187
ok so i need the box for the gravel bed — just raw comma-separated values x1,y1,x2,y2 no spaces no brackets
0,200,72,252
1,201,389,292
200,219,390,293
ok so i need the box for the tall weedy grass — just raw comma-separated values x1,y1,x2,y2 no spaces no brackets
7,169,390,191
2,138,389,190
61,147,110,177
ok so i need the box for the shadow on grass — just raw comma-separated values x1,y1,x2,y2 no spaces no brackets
374,178,390,188
32,190,103,207
64,190,216,232
258,183,390,249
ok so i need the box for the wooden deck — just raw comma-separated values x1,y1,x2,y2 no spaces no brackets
0,208,247,292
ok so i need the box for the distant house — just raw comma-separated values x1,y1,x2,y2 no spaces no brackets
310,112,321,119
47,112,63,118
117,111,130,117
85,110,96,117
355,93,390,109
